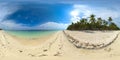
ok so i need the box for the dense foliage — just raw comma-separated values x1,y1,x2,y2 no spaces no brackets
67,14,119,30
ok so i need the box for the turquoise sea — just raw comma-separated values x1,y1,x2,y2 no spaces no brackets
5,30,59,38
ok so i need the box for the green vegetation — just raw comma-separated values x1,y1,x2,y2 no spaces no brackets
67,14,120,30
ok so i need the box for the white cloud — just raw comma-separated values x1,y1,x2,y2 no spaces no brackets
36,22,69,30
70,4,120,23
1,3,120,30
0,20,69,30
0,3,21,29
0,20,27,29
0,3,69,30
0,3,19,21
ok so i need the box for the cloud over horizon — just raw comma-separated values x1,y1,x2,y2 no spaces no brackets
0,3,70,30
0,1,120,30
70,5,120,26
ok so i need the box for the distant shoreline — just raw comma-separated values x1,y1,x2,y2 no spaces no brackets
4,30,58,39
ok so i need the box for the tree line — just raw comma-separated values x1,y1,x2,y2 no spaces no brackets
67,14,120,30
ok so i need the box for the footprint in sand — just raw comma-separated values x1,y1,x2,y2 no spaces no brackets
54,52,62,56
43,49,48,52
18,50,23,53
28,53,35,57
38,54,48,57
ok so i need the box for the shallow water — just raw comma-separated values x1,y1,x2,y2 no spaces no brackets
5,30,59,38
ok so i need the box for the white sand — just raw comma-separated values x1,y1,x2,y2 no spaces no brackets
64,30,120,49
0,30,120,60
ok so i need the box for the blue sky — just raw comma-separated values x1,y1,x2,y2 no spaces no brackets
0,0,120,30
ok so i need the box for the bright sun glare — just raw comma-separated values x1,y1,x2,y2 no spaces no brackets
70,10,79,17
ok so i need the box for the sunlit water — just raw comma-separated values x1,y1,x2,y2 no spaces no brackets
5,30,59,38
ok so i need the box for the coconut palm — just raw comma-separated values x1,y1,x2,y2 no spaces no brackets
89,14,96,30
67,14,119,30
96,17,102,30
89,14,96,24
108,17,112,22
102,20,108,30
108,17,112,25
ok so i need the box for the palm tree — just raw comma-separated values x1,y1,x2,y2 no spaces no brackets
80,18,88,30
80,18,87,24
89,14,96,30
102,20,108,30
108,17,112,22
67,14,119,30
109,22,119,30
89,14,96,23
97,17,102,30
108,17,112,25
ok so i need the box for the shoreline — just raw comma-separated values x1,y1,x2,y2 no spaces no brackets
3,30,58,46
5,30,58,39
0,30,120,60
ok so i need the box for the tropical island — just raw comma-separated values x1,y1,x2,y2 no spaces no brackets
67,14,120,30
63,14,120,49
0,0,120,60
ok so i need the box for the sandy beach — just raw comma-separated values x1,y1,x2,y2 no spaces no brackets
0,30,120,60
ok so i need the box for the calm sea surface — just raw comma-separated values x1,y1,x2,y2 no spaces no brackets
5,30,59,38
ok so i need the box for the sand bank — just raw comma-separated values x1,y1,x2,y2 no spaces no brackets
64,30,120,49
0,30,120,60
